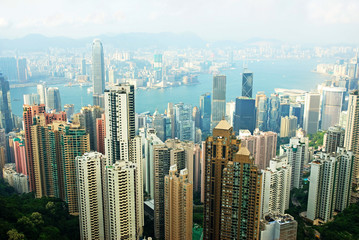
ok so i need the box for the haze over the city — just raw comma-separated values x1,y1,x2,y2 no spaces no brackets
1,0,359,44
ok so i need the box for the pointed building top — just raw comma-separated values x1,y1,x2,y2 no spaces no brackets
215,119,232,130
237,146,250,156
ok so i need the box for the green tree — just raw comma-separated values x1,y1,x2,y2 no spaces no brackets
7,229,25,240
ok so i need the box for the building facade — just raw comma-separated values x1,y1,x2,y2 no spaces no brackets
211,75,226,129
76,152,105,240
303,92,320,134
164,165,193,240
203,120,262,240
307,148,353,222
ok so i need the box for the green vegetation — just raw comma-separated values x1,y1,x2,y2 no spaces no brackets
142,214,154,239
0,180,79,240
193,191,203,228
316,202,359,240
192,224,203,240
308,131,325,149
286,177,359,240
193,205,203,227
286,180,316,240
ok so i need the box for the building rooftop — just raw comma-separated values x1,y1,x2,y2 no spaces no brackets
237,146,250,156
214,119,232,130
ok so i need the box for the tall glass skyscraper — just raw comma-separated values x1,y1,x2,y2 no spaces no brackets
199,92,211,135
242,69,253,98
174,103,195,142
92,39,105,96
268,94,281,133
256,92,268,131
211,75,226,129
320,87,346,130
233,97,256,134
46,87,62,112
0,72,13,133
303,92,320,134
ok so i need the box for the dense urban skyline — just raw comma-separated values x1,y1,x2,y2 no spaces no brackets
1,3,359,239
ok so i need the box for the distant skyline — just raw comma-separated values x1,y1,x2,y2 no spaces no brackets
1,0,359,44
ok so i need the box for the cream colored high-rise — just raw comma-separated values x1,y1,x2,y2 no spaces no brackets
76,152,105,240
104,84,143,239
154,139,194,239
344,90,359,184
164,165,193,240
280,116,297,138
106,160,137,240
261,155,291,218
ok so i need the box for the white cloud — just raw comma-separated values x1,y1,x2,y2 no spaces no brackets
0,18,10,28
307,0,359,24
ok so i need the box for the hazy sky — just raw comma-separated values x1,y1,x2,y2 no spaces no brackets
1,0,359,44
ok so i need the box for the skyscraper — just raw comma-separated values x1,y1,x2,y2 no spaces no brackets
144,129,164,199
225,100,235,127
46,87,62,112
59,124,90,214
30,115,60,198
23,104,46,191
283,137,306,189
344,90,359,184
268,94,280,133
0,57,17,81
260,155,291,218
256,92,268,131
320,87,346,130
199,92,211,135
12,137,27,175
153,138,195,239
240,129,277,170
203,120,262,239
104,84,135,165
106,160,139,239
153,110,166,142
280,103,290,117
154,54,163,82
290,103,303,128
17,58,28,82
303,92,320,134
164,165,193,240
23,93,40,105
323,125,345,153
242,69,253,98
193,106,201,129
37,83,47,104
23,104,67,192
307,148,353,222
174,103,195,142
0,73,13,133
76,152,105,240
77,105,104,151
104,84,143,238
92,39,105,96
81,59,87,75
233,97,256,134
64,104,74,121
211,75,226,129
280,116,297,138
153,144,171,239
96,114,106,154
